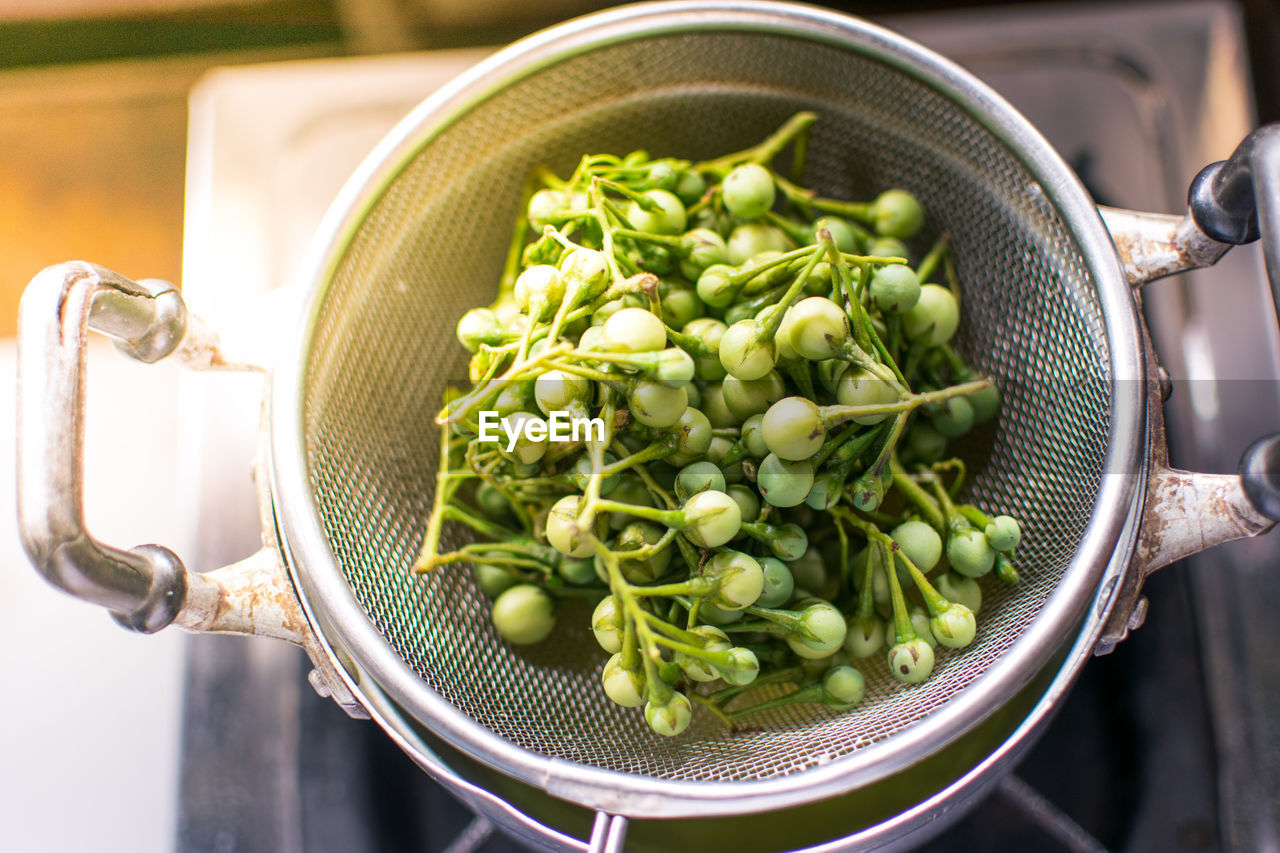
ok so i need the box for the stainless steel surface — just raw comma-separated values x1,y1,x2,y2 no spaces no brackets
271,0,1146,823
154,3,1280,845
17,263,193,632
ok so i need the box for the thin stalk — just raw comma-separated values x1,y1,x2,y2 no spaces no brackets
888,453,946,533
915,233,950,284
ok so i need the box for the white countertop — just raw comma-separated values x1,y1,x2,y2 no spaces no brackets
0,339,187,852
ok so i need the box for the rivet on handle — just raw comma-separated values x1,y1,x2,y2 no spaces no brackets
1239,434,1280,523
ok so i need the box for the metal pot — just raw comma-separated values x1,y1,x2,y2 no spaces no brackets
17,3,1280,851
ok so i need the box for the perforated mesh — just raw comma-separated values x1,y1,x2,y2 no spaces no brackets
300,30,1110,782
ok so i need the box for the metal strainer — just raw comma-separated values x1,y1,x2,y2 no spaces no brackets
18,2,1280,851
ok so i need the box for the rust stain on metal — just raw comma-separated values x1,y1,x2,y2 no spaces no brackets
1099,206,1229,288
1135,467,1273,577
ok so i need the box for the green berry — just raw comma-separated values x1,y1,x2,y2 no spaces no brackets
629,379,688,427
472,562,517,598
644,692,693,736
684,317,729,380
985,515,1021,552
721,370,787,420
869,264,921,314
844,614,886,658
822,665,866,706
757,453,814,508
809,215,860,252
888,637,935,684
676,625,732,682
947,529,996,578
903,284,959,346
680,489,742,548
786,600,848,658
835,368,899,424
674,461,726,502
740,412,769,458
756,557,796,608
546,495,598,558
968,382,1002,424
787,296,849,360
602,654,646,707
726,483,761,524
890,520,943,572
871,189,924,239
527,188,567,229
726,223,791,265
704,550,765,610
490,584,555,645
935,572,982,613
930,395,974,438
720,647,760,686
930,603,977,649
559,247,611,301
695,264,738,309
514,264,564,320
761,396,826,461
626,188,687,235
722,163,777,219
671,406,714,457
602,306,667,353
719,319,777,380
591,596,623,653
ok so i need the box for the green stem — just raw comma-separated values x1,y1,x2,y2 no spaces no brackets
957,504,992,531
888,453,946,533
630,577,717,598
694,111,818,174
588,180,626,284
856,539,879,619
925,475,972,535
818,380,990,427
414,424,456,572
880,538,918,643
758,245,827,339
726,683,824,720
687,691,737,729
600,436,680,478
887,541,950,616
443,504,522,541
434,342,572,426
915,233,950,284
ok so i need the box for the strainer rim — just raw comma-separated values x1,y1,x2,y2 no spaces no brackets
270,0,1146,819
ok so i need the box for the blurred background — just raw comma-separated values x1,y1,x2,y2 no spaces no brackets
1,0,1279,334
4,1,1280,852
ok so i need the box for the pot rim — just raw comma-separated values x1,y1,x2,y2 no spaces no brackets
269,0,1146,819
283,485,1142,849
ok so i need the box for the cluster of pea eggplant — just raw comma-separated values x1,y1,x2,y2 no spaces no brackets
417,113,1023,736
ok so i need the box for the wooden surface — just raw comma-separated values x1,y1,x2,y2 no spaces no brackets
0,48,328,338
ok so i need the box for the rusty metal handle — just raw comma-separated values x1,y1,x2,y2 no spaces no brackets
16,261,368,715
1097,125,1280,538
1093,130,1280,649
1189,125,1280,522
16,262,281,635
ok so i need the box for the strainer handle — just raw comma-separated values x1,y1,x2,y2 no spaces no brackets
17,262,368,717
587,812,628,853
18,262,235,632
1187,124,1280,522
